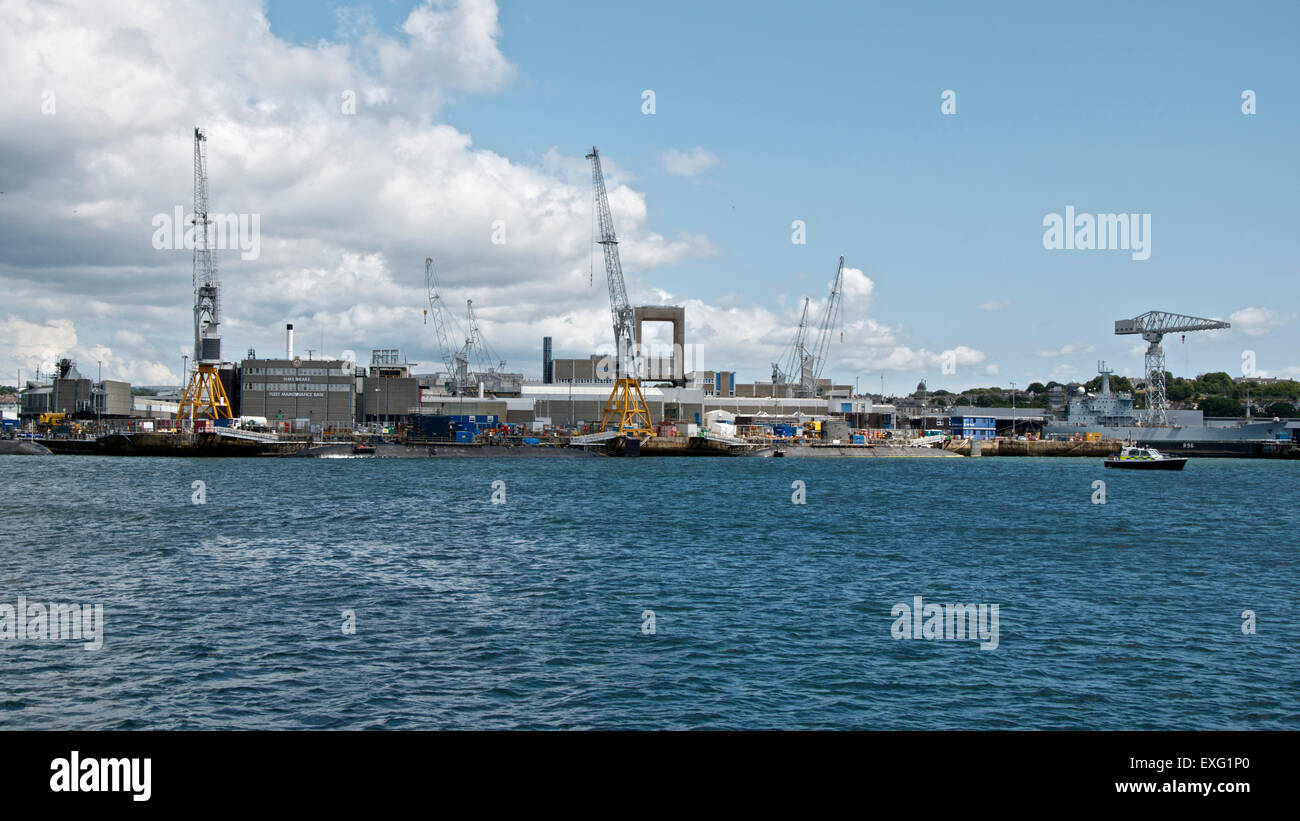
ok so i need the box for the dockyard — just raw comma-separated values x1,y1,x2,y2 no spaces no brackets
4,137,1297,461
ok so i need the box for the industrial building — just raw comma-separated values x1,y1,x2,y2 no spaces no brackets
356,349,419,424
238,357,357,426
17,359,132,421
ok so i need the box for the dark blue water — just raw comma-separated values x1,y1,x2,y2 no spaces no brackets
1,454,1296,729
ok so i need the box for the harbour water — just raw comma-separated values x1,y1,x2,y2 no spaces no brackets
1,455,1296,730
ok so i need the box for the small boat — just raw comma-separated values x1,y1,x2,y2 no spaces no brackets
1103,445,1187,470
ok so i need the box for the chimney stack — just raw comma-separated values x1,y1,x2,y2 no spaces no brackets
286,324,294,359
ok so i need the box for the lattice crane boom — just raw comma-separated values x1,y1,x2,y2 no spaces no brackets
773,297,811,387
775,256,845,397
808,255,846,391
1115,311,1230,337
586,146,653,439
586,147,636,378
465,299,507,374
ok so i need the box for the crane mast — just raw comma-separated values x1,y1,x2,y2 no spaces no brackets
586,146,653,439
1114,310,1230,425
177,127,233,420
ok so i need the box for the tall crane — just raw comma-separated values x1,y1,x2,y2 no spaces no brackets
774,256,846,397
423,257,469,394
586,146,653,438
423,258,513,395
1115,310,1230,425
177,127,233,421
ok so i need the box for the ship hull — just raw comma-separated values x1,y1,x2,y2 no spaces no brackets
1103,458,1187,470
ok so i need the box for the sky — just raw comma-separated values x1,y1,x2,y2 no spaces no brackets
1,0,1296,394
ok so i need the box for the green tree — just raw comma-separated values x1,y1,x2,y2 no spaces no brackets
1027,382,1046,394
1196,371,1234,397
1265,402,1298,417
1084,374,1132,393
1199,396,1243,417
1167,377,1194,402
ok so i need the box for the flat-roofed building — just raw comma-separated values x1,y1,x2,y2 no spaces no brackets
239,358,356,425
93,380,133,416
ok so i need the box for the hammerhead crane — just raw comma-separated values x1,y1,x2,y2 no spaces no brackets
1115,310,1230,425
586,146,654,438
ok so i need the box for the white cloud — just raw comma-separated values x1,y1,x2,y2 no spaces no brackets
1048,363,1082,382
1230,307,1296,337
0,316,78,377
840,267,875,307
662,147,719,177
1035,343,1095,358
978,300,1011,311
843,343,986,374
0,0,718,385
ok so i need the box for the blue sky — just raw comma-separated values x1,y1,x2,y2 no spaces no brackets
269,0,1298,391
2,1,1295,393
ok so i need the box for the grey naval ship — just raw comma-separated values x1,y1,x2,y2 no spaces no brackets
1042,365,1297,457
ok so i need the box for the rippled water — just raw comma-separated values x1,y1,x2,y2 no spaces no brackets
1,454,1296,729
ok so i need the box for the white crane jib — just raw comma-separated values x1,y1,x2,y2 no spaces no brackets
586,147,638,379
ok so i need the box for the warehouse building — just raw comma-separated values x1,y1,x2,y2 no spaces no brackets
238,357,356,426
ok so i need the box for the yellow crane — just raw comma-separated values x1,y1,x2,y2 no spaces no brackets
586,146,654,439
177,127,233,422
